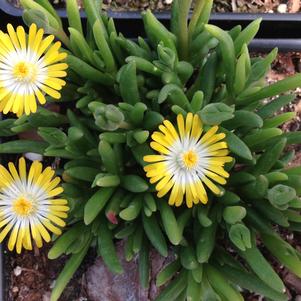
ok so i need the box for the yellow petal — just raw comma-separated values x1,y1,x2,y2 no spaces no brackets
162,120,179,140
157,179,174,198
28,93,37,114
151,132,172,149
204,169,227,185
175,189,184,207
8,161,21,182
150,141,170,155
3,93,16,114
16,26,26,50
22,222,32,250
0,165,14,184
31,223,43,248
207,142,228,152
144,162,166,173
177,114,185,139
203,133,226,147
168,184,180,206
32,28,44,52
7,221,20,251
149,174,165,184
191,114,203,140
12,94,22,114
24,95,31,116
47,214,66,227
51,211,68,218
185,184,193,208
28,161,42,185
43,177,61,193
185,112,193,136
50,205,69,212
39,84,61,99
28,23,37,49
16,223,25,254
202,176,221,195
35,89,46,105
0,222,13,243
36,35,54,58
47,63,68,71
36,222,51,243
199,126,218,144
42,220,62,236
7,24,20,50
143,155,165,163
156,174,173,191
49,199,68,205
48,187,64,197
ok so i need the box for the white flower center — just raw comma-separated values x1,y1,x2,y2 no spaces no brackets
164,136,211,187
0,180,49,221
13,196,34,216
181,150,199,169
13,61,37,83
0,49,46,95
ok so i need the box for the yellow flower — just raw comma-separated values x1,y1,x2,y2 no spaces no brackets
144,113,233,208
0,23,68,116
0,157,69,253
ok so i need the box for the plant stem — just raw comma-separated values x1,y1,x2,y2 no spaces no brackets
188,0,205,40
120,121,132,130
56,29,71,49
178,0,192,60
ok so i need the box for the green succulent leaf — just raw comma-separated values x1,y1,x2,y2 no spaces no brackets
267,184,297,210
229,223,252,251
223,206,247,225
199,103,234,125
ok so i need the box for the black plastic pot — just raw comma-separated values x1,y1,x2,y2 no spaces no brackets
1,0,301,51
0,246,3,301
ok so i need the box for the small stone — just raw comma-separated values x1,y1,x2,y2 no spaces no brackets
12,286,19,293
42,292,51,301
49,280,56,289
13,266,22,277
278,4,287,13
284,273,301,294
24,152,43,162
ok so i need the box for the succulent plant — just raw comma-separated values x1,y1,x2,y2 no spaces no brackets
0,0,300,300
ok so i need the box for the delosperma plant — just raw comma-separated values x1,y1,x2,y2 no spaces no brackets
0,0,300,300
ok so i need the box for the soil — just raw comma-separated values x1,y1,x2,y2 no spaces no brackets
5,246,93,301
6,0,301,12
4,51,301,300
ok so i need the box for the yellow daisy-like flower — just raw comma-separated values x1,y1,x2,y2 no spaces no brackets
0,157,69,253
144,113,233,208
0,23,68,116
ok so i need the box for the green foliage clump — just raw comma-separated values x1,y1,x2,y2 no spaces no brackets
1,0,301,300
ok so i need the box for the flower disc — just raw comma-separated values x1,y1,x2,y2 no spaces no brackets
144,113,233,207
0,24,68,116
